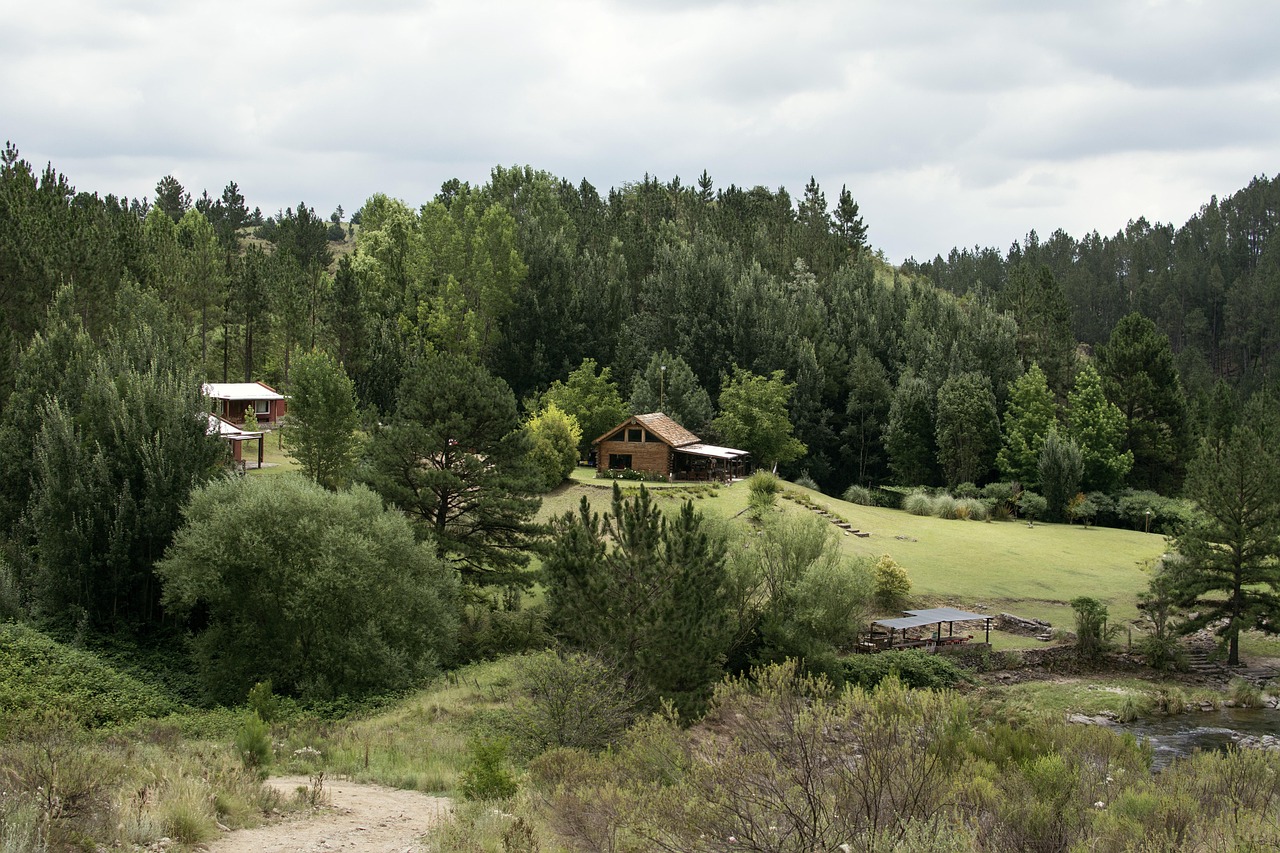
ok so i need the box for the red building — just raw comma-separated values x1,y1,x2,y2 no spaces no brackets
202,382,287,427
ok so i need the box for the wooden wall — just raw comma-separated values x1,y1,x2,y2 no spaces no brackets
595,438,673,476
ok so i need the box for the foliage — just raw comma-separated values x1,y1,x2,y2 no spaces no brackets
525,403,582,492
234,712,272,777
283,349,360,490
1066,361,1132,492
1071,596,1111,659
1098,312,1190,493
997,362,1057,488
541,485,731,716
1019,490,1048,522
542,358,628,458
842,649,971,690
363,348,542,585
712,365,807,471
157,475,459,703
873,554,912,610
1169,395,1280,665
506,651,638,758
1065,492,1098,527
0,623,178,728
903,491,932,516
2,285,226,631
935,371,999,488
885,374,937,486
842,484,880,506
460,737,518,801
1037,429,1083,521
746,470,781,519
628,350,714,436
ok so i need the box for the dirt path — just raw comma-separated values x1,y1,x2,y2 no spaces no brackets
207,775,452,853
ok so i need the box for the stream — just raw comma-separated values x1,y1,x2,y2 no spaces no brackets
1117,707,1279,771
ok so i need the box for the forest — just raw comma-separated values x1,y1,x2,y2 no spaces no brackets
3,140,1280,850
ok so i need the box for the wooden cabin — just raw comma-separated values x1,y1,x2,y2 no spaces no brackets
202,382,287,427
592,413,749,481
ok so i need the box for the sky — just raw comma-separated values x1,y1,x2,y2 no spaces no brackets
4,0,1279,264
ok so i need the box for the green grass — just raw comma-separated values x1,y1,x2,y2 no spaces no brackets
985,676,1220,718
541,478,1166,635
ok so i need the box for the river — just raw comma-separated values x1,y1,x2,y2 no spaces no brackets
1118,707,1279,771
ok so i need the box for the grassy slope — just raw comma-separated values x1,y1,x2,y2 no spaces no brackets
547,474,1167,634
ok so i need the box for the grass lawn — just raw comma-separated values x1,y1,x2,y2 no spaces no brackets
541,477,1167,636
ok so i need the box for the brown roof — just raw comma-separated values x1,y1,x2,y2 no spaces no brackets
592,413,701,448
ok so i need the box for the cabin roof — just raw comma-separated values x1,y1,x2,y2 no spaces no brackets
202,381,285,401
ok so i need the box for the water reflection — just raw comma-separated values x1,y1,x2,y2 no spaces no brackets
1118,708,1279,771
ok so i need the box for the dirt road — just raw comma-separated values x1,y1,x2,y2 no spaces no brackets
207,775,452,853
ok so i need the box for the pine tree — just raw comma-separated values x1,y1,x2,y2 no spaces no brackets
996,363,1057,488
1170,395,1280,665
1066,362,1132,492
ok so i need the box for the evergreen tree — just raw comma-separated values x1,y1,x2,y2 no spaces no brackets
629,350,714,436
363,349,541,585
996,363,1057,488
542,485,730,715
153,174,191,223
1066,361,1132,492
935,372,999,488
1170,395,1280,665
842,347,892,486
884,374,937,486
284,350,361,490
1098,312,1189,493
1038,429,1083,521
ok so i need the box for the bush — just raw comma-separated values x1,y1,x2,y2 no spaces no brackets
1020,490,1048,522
234,712,272,777
981,481,1018,520
459,737,518,801
747,471,781,518
792,470,821,492
954,481,981,499
956,497,989,521
842,484,878,506
595,467,668,483
1071,597,1111,660
1115,489,1197,535
842,650,970,690
931,494,958,519
507,651,637,758
873,555,911,610
903,491,932,516
1227,677,1263,708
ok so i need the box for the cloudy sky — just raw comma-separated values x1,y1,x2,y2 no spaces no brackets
5,0,1278,263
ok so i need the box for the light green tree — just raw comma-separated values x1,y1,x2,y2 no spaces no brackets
712,366,806,472
283,350,361,490
542,358,627,457
996,363,1057,488
526,403,582,491
1066,361,1132,492
1038,429,1083,521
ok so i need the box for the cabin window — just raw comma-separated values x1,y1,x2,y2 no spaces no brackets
254,399,272,415
627,428,643,442
605,428,627,442
609,454,632,470
644,431,661,442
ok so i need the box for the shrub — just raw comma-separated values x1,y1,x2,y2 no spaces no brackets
873,555,912,610
1070,597,1111,660
931,494,958,519
1019,490,1048,522
247,680,284,724
792,470,821,492
1227,677,1263,708
234,712,272,777
954,481,981,499
747,471,781,518
981,481,1018,520
903,491,932,516
1117,693,1151,722
842,650,970,690
1115,489,1198,535
507,651,637,758
956,497,989,521
459,737,518,801
842,484,877,506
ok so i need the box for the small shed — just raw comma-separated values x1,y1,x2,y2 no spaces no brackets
869,607,992,651
592,413,749,480
202,382,287,427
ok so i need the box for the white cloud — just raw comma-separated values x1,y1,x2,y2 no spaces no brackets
2,0,1276,262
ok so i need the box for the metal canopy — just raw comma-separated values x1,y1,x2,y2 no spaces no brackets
874,607,987,630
